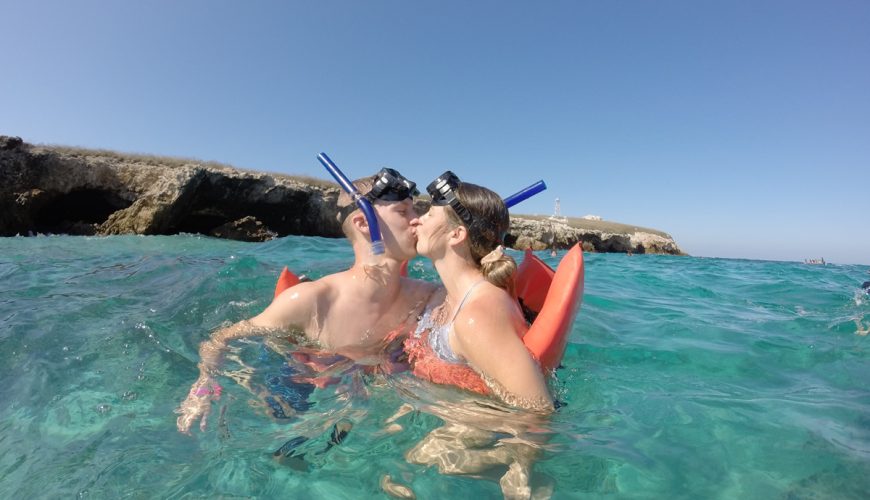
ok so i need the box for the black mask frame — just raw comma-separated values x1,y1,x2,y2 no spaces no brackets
366,168,419,202
426,171,474,226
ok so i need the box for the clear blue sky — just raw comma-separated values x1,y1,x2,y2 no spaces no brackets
3,1,868,264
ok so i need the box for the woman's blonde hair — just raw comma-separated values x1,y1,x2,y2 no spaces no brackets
444,182,516,296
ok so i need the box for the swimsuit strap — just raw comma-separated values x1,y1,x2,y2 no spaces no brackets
447,279,487,325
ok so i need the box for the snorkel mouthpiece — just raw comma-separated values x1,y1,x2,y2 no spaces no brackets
317,153,385,256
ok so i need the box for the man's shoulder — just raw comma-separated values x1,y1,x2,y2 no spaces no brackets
273,274,338,303
310,270,391,304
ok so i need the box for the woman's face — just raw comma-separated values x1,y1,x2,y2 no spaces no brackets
410,205,453,259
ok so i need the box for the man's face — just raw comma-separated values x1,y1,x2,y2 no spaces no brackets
374,198,419,261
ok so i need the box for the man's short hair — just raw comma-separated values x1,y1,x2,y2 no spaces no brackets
336,174,378,237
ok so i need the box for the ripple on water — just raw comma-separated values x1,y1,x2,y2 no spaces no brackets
1,237,868,498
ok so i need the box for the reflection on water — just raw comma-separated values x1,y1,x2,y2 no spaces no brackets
0,235,868,498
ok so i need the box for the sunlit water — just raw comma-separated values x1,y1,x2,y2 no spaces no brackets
1,235,868,498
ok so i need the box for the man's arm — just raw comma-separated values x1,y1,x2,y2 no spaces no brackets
176,281,324,433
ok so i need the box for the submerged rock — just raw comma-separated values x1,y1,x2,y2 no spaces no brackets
209,216,278,242
0,135,684,255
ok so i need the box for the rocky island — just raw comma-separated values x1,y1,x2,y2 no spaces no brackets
0,135,684,255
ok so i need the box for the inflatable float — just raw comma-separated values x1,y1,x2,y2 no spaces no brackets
273,244,585,375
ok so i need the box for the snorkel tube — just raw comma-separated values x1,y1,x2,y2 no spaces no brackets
504,180,547,208
502,180,546,243
317,153,385,256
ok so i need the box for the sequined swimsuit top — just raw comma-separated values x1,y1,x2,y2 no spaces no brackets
413,279,487,364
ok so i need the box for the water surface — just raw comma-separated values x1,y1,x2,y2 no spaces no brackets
1,235,868,498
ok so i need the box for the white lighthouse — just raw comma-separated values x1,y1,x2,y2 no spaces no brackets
549,198,566,223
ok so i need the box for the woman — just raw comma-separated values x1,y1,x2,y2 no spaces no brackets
405,171,553,412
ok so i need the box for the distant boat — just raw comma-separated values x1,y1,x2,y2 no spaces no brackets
804,258,826,265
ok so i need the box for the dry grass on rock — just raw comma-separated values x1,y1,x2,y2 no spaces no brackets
38,144,337,190
515,214,671,238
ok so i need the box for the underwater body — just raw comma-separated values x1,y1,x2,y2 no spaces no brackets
1,235,868,498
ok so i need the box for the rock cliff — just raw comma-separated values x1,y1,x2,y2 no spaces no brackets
0,136,684,254
506,217,684,255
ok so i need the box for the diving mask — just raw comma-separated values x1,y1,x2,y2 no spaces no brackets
426,170,473,225
367,168,419,202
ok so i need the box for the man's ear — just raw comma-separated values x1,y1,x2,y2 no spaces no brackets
350,212,369,236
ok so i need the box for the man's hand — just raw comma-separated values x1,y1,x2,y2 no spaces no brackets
175,376,222,434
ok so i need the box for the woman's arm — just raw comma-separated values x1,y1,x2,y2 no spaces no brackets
451,294,554,412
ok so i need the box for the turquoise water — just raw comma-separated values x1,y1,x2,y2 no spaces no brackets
1,235,868,499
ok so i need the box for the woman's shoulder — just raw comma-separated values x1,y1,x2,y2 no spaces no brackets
471,281,516,310
455,283,522,335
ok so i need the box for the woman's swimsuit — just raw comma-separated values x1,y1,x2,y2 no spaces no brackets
404,280,492,394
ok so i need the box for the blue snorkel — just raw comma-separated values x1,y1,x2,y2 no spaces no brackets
429,172,548,247
317,153,385,256
320,150,545,255
503,180,547,208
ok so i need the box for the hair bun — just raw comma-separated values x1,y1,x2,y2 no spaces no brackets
480,245,504,265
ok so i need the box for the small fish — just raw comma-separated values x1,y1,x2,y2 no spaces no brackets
274,435,309,458
273,420,354,471
273,435,311,472
218,404,230,440
325,420,353,451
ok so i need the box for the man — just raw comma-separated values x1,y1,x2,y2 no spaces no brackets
176,168,436,433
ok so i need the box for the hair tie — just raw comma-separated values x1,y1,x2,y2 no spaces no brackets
481,245,504,265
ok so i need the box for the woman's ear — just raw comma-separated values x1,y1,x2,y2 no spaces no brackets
448,224,468,246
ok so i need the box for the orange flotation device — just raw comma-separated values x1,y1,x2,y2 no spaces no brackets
273,244,585,375
516,244,585,371
273,267,301,296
